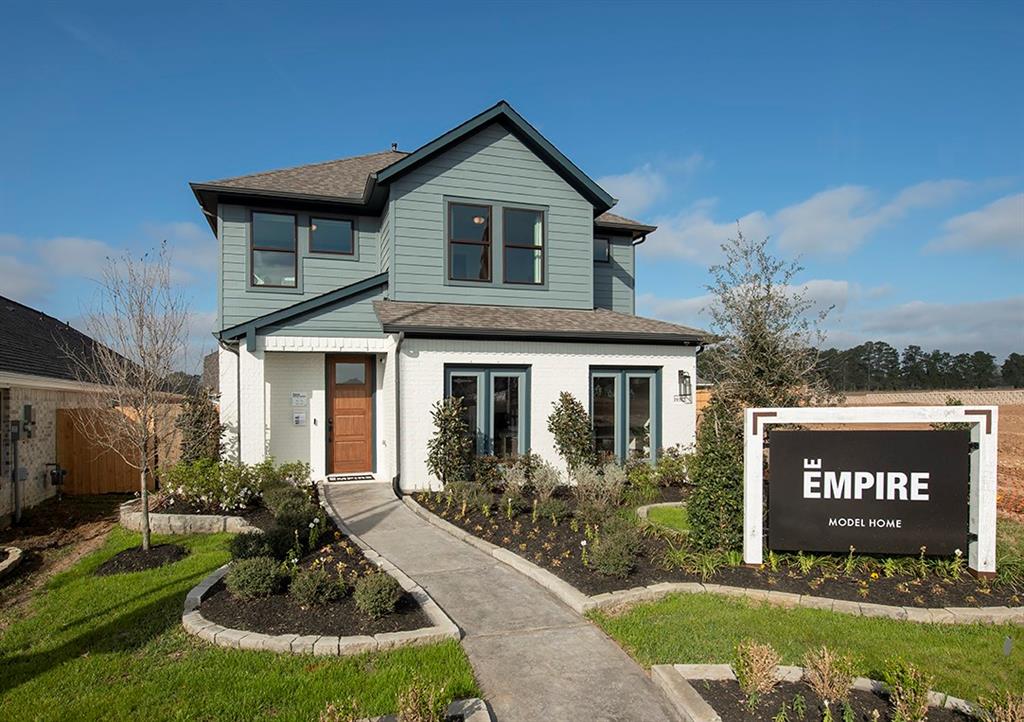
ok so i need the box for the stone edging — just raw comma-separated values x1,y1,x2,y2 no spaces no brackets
120,498,261,535
635,501,685,521
651,663,976,722
178,486,462,656
0,546,24,580
402,495,1024,625
357,698,491,722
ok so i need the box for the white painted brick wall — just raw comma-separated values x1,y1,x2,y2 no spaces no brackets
399,338,698,491
218,346,239,460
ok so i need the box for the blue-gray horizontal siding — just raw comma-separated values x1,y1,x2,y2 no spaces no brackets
220,204,382,329
390,123,594,309
263,288,385,337
594,234,635,314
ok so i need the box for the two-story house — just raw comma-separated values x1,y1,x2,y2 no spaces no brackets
193,101,706,489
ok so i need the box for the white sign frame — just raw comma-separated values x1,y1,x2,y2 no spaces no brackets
743,405,998,574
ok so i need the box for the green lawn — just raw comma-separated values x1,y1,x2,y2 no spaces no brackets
590,592,1022,701
0,527,478,721
646,504,690,535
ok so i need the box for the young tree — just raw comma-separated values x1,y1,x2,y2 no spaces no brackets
1002,352,1024,388
176,389,222,464
64,243,196,551
425,396,473,486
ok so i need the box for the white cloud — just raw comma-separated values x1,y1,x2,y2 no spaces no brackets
0,254,51,301
644,198,770,263
37,236,117,278
143,221,219,273
597,164,668,217
927,193,1024,252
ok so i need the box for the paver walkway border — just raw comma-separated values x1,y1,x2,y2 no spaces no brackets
178,486,460,656
651,664,977,722
403,495,1024,625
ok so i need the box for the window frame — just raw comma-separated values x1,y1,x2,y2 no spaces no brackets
447,202,493,283
593,236,611,263
309,215,357,257
444,365,531,457
502,207,546,285
589,366,662,463
249,210,298,289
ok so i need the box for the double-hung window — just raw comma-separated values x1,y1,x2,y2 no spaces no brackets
503,208,544,284
448,203,492,281
251,211,297,287
591,367,660,463
310,217,355,255
445,366,530,457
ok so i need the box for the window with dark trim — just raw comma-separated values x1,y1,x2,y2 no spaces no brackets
590,367,660,463
310,217,355,255
448,203,491,281
503,208,544,284
593,236,611,263
251,211,297,287
445,366,530,457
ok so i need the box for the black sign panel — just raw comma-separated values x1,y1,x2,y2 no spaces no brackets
768,430,969,555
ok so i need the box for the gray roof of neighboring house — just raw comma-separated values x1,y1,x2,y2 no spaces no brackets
373,300,706,344
0,296,101,382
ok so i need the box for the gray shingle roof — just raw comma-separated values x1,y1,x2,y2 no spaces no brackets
595,211,657,233
0,296,101,382
373,300,705,343
201,150,409,200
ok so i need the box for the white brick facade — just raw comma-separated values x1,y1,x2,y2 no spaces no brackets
219,335,698,490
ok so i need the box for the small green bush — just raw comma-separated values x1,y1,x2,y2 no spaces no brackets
426,397,473,485
530,459,563,502
573,463,627,522
499,490,529,518
275,499,320,531
655,445,690,486
588,523,641,577
290,566,346,606
163,459,259,513
687,395,744,551
263,483,306,515
624,461,659,507
265,525,302,561
354,572,403,619
470,455,503,491
228,531,272,560
547,392,594,473
536,497,570,522
226,556,285,599
883,659,933,722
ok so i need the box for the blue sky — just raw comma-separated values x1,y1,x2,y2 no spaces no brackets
1,1,1021,369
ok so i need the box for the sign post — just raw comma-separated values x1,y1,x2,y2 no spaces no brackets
743,406,998,575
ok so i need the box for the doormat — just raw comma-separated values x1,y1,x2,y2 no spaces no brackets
327,474,375,482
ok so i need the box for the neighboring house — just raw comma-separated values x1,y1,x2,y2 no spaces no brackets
194,101,706,489
0,297,102,526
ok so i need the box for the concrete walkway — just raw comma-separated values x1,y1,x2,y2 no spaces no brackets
323,482,678,722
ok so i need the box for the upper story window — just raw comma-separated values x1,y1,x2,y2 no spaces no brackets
310,217,355,255
503,208,544,285
449,203,492,282
251,211,297,288
594,236,610,263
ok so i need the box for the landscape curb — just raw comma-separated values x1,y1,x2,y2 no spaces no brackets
0,545,24,580
402,495,1024,625
355,697,491,722
635,501,685,521
120,499,261,536
651,663,977,720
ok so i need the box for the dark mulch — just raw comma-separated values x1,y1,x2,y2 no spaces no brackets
414,489,1022,606
95,544,189,576
699,679,974,722
200,578,430,637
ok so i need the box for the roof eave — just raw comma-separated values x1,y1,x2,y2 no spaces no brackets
379,324,703,345
594,219,658,241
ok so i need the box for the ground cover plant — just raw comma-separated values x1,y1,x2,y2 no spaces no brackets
0,527,478,720
590,592,1023,701
159,457,312,518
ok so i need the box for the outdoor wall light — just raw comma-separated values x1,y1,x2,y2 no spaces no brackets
676,371,692,403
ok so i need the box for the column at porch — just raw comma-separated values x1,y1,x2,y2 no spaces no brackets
218,345,240,461
238,344,266,464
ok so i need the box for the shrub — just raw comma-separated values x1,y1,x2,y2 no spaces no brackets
290,566,346,606
733,640,780,698
229,531,272,560
354,572,403,619
572,463,626,522
263,482,305,515
499,490,529,518
499,461,530,495
547,392,594,473
163,459,259,513
250,457,279,491
176,390,221,464
396,677,447,722
624,461,659,507
471,455,504,491
802,646,854,706
687,395,744,551
275,498,320,530
426,397,473,485
277,460,312,486
882,659,933,722
265,525,303,561
531,459,563,502
655,445,690,486
980,691,1024,722
588,523,641,577
226,556,285,599
536,497,570,522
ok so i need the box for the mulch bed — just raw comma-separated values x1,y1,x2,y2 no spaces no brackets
95,544,189,576
200,578,430,636
414,488,1022,607
698,680,973,722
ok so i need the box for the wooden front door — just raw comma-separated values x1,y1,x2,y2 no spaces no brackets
328,355,374,474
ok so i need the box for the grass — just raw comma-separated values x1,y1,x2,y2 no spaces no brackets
0,526,478,721
591,592,1022,701
646,505,690,535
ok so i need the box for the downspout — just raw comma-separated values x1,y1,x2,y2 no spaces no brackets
391,332,405,499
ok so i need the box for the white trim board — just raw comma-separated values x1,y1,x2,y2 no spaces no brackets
742,405,998,574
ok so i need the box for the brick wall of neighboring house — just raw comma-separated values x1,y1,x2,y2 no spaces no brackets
1,384,96,526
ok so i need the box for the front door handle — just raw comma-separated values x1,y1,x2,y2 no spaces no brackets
327,417,333,443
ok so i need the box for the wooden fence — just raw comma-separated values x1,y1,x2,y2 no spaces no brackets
56,409,157,495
